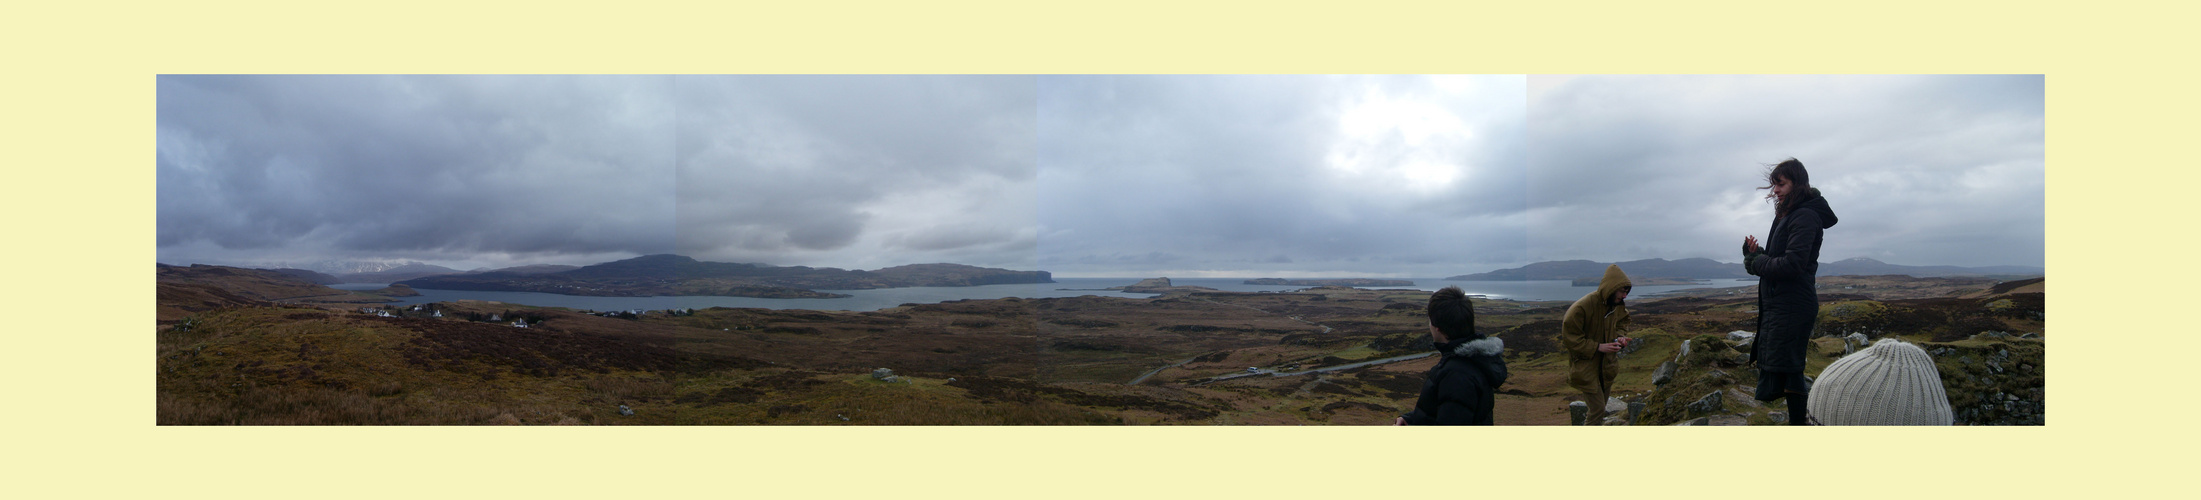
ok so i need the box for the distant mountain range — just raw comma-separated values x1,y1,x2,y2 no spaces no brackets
1446,257,2042,281
395,254,1053,298
157,263,412,306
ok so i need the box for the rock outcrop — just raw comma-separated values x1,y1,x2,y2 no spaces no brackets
1929,338,2045,425
1635,335,1777,425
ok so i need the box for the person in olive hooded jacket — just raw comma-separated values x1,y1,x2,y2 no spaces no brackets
1743,158,1838,425
1397,286,1508,425
1560,264,1634,424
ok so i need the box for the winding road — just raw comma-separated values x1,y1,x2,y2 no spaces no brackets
1129,292,1432,386
1189,352,1435,385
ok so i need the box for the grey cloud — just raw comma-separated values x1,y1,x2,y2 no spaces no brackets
158,75,2035,279
1037,75,1527,276
1524,75,2043,269
668,76,1035,266
159,75,678,264
160,75,1037,271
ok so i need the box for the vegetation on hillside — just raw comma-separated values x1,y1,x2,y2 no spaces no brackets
158,273,2046,425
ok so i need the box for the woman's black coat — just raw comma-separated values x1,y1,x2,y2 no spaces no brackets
1748,188,1838,374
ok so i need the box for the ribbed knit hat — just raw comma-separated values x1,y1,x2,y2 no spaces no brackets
1807,338,1954,425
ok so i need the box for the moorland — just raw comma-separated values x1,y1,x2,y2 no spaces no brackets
157,265,2045,425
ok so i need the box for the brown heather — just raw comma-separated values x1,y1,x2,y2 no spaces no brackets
158,274,2044,425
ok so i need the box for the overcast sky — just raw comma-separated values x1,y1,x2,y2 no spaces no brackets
1524,75,2044,271
158,75,2041,277
1036,75,1526,277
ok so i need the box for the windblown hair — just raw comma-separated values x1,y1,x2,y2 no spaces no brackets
1758,157,1813,220
1427,286,1478,341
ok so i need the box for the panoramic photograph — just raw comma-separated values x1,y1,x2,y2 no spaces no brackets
156,74,2043,425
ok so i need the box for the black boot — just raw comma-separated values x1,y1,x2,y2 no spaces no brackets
1786,391,1809,425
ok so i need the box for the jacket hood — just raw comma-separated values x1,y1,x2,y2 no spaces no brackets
1440,337,1509,389
1596,264,1632,305
1445,336,1504,358
1796,188,1838,229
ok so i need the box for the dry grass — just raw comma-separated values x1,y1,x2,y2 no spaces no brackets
157,275,2041,425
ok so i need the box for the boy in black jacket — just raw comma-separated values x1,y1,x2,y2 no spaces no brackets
1397,286,1509,425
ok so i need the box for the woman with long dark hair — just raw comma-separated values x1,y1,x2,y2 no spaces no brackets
1743,158,1838,425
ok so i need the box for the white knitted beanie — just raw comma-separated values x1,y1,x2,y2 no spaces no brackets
1806,338,1954,425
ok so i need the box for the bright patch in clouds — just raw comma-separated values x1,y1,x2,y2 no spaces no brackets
1326,85,1473,192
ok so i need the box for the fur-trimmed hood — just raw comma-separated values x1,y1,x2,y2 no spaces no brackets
1447,337,1505,358
1433,336,1509,391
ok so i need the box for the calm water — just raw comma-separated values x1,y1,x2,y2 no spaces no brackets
334,278,1754,312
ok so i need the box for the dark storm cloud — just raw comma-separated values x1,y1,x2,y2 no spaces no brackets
1036,75,1528,277
158,75,1038,271
1525,75,2044,269
159,75,678,268
670,75,1036,268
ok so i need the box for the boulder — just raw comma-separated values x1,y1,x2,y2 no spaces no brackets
618,404,634,416
1568,401,1588,426
1703,369,1737,386
1728,331,1756,342
1652,361,1677,386
1686,391,1724,416
1844,333,1869,355
872,368,895,380
1677,335,1743,368
1627,402,1646,425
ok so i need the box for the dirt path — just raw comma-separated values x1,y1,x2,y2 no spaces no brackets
1128,357,1196,385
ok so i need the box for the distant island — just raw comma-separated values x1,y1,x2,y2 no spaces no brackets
1450,257,2043,282
1107,277,1219,294
1244,278,1414,287
396,254,1051,299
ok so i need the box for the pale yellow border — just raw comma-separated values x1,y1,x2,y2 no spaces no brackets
2,1,2170,499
